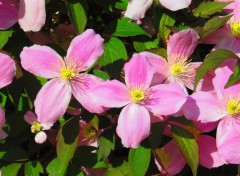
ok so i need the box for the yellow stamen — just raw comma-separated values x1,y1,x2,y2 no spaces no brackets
230,22,240,37
170,63,184,76
31,122,42,133
130,89,145,103
227,99,240,115
60,67,76,80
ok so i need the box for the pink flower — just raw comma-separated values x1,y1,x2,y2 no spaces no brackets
0,52,16,139
160,0,191,11
215,0,235,13
92,54,187,148
141,29,201,92
20,29,105,126
203,0,240,55
24,111,52,144
0,0,46,32
183,62,240,164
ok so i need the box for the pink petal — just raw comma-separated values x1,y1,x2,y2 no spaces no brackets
216,0,234,13
183,91,224,122
116,103,150,148
0,107,5,128
66,29,104,72
20,45,64,79
124,54,154,90
155,140,186,175
217,117,240,164
139,51,169,86
160,0,191,11
124,0,153,20
35,131,47,144
198,135,225,168
145,83,187,116
71,74,108,113
194,121,218,133
0,0,18,29
232,0,240,21
35,78,72,124
202,27,229,44
18,0,46,32
24,111,37,125
90,80,131,108
0,53,16,89
167,29,199,58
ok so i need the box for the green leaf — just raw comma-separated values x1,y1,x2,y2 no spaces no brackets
66,0,88,34
115,0,128,10
149,122,165,149
105,162,134,176
193,1,231,18
46,158,65,176
1,163,22,176
128,146,151,176
171,125,199,176
93,70,110,80
98,127,115,160
56,117,79,174
159,13,175,41
194,49,239,91
225,61,240,88
0,30,13,49
197,15,232,40
133,36,159,52
147,48,167,59
97,37,128,66
104,18,150,37
24,161,43,176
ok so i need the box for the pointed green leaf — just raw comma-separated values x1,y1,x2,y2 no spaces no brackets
172,125,199,176
159,13,175,41
128,145,151,176
106,162,134,176
1,163,22,176
194,49,239,91
0,30,13,49
225,61,240,88
24,161,43,176
133,36,159,52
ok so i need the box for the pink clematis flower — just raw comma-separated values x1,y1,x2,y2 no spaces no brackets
203,0,240,56
92,54,187,148
20,29,105,126
0,52,16,139
183,62,240,164
141,29,201,92
24,111,52,144
0,0,46,32
160,0,191,11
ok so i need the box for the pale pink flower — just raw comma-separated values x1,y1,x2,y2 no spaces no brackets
0,52,16,139
92,54,187,148
183,62,240,164
0,0,46,32
20,29,105,126
24,111,52,144
141,29,201,92
203,0,240,56
160,0,191,11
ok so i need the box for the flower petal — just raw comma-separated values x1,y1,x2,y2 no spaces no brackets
155,140,186,175
183,91,224,122
18,0,46,32
217,117,240,164
66,29,104,72
198,135,225,168
24,111,37,125
35,78,72,124
0,107,5,128
0,0,18,29
90,79,131,108
139,51,168,86
35,131,47,144
116,104,150,148
0,53,16,89
124,0,153,20
167,29,199,58
124,54,154,90
71,74,108,113
145,83,187,116
20,45,64,78
160,0,191,11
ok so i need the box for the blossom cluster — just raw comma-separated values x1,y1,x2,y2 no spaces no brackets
1,0,240,175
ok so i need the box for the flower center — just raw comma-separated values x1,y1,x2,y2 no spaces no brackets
130,89,145,103
170,63,184,76
227,99,240,115
60,67,76,80
230,22,240,37
31,122,42,133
